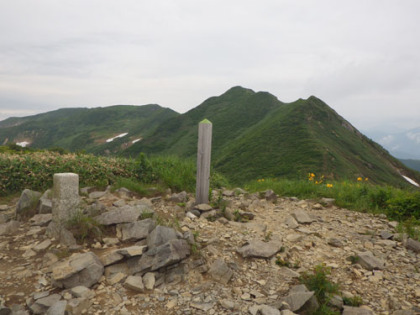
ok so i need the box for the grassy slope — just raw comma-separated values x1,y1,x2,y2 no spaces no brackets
400,159,420,172
124,86,283,158
215,96,419,186
0,105,179,153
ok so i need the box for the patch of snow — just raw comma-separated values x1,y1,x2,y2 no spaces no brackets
106,132,128,143
402,175,420,187
16,141,30,147
132,138,142,144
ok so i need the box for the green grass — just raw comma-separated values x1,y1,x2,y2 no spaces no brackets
300,264,340,315
66,210,103,243
0,150,229,196
245,177,420,222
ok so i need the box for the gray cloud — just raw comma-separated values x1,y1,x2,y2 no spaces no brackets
0,0,419,131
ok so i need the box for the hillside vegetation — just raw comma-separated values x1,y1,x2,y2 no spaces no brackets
0,105,178,154
1,86,419,188
400,159,420,172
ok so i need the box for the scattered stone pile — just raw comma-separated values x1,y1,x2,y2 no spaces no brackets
0,179,419,314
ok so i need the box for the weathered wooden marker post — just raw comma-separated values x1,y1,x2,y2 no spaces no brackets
196,119,212,204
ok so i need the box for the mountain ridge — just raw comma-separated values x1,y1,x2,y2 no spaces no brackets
1,86,419,187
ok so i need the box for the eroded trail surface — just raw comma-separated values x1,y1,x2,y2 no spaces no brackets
0,188,419,314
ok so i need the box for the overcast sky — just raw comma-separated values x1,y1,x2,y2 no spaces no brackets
0,0,419,132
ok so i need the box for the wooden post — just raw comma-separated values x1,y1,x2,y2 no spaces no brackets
196,119,212,204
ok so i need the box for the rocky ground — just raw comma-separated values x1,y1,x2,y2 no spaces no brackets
0,187,419,315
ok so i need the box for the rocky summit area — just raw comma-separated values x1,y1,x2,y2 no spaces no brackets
0,186,419,315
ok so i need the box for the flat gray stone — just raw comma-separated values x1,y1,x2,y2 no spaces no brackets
0,220,20,236
195,204,213,211
380,230,393,240
357,251,385,270
406,238,420,253
237,239,283,258
46,300,67,315
124,275,144,292
30,214,52,226
285,216,299,229
52,252,104,288
70,286,95,299
291,209,314,224
342,306,374,315
117,218,155,242
116,245,147,257
209,258,233,284
33,239,52,252
99,251,124,266
94,205,151,225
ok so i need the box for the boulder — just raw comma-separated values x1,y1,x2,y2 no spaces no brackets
46,301,67,315
357,251,385,270
208,258,233,284
142,272,156,290
29,294,61,314
275,291,319,315
38,189,52,214
237,239,283,258
150,239,190,271
124,275,145,292
406,238,420,253
94,205,151,225
285,216,299,229
0,220,20,236
52,252,104,288
170,191,187,203
291,209,314,224
16,189,41,218
116,218,155,242
147,226,178,249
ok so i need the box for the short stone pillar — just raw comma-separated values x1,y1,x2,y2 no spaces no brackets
196,119,212,204
52,173,79,225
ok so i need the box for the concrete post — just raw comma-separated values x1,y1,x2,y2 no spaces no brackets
196,119,212,204
52,173,80,225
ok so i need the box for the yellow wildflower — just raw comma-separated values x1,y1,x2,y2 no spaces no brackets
357,177,362,181
365,178,368,181
326,184,333,188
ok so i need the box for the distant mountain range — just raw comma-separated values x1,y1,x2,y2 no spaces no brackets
1,86,419,187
